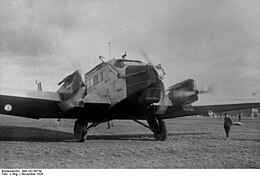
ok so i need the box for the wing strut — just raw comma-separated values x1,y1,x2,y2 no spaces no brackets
86,111,117,131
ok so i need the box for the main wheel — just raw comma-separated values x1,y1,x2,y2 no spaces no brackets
74,119,87,142
154,120,167,141
146,109,167,141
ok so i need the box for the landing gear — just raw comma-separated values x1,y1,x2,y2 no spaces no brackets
153,119,167,141
74,119,88,142
144,106,167,141
132,106,167,141
147,114,167,141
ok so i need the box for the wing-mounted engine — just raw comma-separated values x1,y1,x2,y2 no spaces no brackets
57,69,86,110
167,79,199,111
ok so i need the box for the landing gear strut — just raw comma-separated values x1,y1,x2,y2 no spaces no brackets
133,106,167,141
145,106,167,141
74,119,88,142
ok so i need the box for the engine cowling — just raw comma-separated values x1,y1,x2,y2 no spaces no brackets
57,69,86,110
168,79,199,107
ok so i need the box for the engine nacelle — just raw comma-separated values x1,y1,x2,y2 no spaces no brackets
168,79,199,107
57,69,86,110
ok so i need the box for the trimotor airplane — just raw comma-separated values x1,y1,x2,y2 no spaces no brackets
0,52,260,142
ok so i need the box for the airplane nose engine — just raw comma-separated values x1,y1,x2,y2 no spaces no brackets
125,65,162,105
168,79,199,107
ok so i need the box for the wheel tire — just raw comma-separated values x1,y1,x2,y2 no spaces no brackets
154,120,167,141
74,120,87,142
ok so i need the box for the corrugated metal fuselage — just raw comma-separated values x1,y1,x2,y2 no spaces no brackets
0,60,162,122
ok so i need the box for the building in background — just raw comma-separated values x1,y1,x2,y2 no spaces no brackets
214,108,260,118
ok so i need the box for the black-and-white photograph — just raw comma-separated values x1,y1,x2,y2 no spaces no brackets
0,0,259,173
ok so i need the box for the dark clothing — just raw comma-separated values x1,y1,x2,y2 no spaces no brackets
238,116,241,122
224,126,231,138
224,116,233,127
224,116,233,138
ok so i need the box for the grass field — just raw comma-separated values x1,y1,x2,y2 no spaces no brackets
0,115,259,168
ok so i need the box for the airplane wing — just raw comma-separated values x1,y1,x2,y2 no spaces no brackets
0,88,110,119
156,99,260,119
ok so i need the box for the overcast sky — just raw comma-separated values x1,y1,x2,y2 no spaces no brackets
1,0,260,99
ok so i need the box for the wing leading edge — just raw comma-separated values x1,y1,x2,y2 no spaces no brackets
0,88,111,119
157,102,260,119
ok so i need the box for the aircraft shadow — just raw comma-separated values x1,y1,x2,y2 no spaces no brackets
0,125,210,142
0,126,74,142
87,132,210,141
87,134,154,141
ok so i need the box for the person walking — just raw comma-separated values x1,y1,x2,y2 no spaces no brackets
224,113,233,139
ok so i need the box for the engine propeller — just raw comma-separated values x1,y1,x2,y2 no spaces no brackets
138,49,213,115
198,85,213,94
138,49,168,114
138,48,157,70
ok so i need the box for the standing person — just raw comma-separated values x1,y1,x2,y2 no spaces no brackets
224,113,233,139
238,115,241,122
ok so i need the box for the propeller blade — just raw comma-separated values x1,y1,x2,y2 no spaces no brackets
138,49,169,114
138,48,155,67
173,90,199,98
157,89,199,115
156,80,171,115
156,94,170,115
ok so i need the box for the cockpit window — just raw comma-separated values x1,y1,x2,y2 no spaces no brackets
114,60,145,68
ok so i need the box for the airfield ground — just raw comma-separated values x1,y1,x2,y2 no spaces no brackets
0,115,259,168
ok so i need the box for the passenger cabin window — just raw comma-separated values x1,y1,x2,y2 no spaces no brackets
86,70,105,89
98,71,104,82
89,78,93,87
114,60,145,68
86,80,90,88
103,71,105,79
93,75,98,85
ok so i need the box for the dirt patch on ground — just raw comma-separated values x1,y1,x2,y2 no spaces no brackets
0,115,259,168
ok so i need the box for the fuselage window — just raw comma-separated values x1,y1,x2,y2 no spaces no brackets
114,61,121,68
93,75,98,86
101,70,105,80
89,77,93,87
86,70,106,89
86,79,90,89
114,60,145,68
98,72,102,82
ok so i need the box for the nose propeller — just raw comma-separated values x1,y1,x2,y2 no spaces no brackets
138,48,159,74
138,49,170,115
